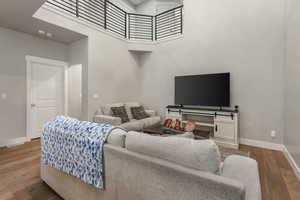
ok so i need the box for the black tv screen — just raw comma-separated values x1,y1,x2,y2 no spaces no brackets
175,73,230,107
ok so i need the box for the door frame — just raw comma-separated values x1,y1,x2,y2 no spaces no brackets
26,55,68,140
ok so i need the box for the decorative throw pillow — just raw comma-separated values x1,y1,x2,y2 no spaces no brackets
111,106,130,123
131,106,150,120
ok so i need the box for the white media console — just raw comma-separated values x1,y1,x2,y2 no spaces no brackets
166,106,239,149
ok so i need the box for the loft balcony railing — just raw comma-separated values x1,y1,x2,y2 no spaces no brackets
155,5,183,40
128,13,153,41
46,0,183,41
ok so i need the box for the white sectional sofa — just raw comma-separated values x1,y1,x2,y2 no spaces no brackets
41,130,261,200
93,102,161,131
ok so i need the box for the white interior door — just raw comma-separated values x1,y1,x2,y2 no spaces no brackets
27,56,67,139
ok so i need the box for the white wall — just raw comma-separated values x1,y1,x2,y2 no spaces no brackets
87,32,140,120
284,0,300,167
0,26,68,142
68,64,82,119
36,6,141,121
2,0,294,148
68,38,88,120
136,0,182,15
110,0,136,13
155,0,182,13
138,0,286,144
37,1,287,144
136,0,157,15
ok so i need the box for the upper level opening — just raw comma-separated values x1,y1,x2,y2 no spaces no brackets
44,0,184,42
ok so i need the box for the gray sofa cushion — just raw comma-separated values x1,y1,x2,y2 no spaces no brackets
145,109,156,117
120,117,161,131
94,115,122,125
107,128,127,148
139,116,161,128
120,120,144,131
126,132,221,174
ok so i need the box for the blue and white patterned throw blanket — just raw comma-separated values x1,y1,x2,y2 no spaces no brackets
41,116,119,189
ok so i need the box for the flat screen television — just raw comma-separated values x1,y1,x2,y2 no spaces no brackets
175,73,230,107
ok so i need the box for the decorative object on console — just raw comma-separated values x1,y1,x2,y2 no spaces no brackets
162,119,183,134
184,121,196,132
131,106,149,120
111,106,129,123
161,119,199,135
164,119,174,128
174,119,184,131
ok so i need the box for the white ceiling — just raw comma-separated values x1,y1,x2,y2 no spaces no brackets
0,0,85,44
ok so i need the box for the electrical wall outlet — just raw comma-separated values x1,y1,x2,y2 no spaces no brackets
271,130,276,138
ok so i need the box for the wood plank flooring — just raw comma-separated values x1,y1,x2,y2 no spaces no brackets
0,140,299,200
241,145,300,200
0,140,62,200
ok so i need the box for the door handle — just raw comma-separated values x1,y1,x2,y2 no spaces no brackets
31,103,36,107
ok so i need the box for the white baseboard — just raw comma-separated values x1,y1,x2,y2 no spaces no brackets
240,138,284,151
0,137,30,147
283,146,300,180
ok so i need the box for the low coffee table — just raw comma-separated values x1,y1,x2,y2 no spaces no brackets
142,125,170,136
142,125,211,139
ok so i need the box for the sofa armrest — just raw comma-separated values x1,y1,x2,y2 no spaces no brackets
93,115,122,125
222,155,261,200
145,110,156,117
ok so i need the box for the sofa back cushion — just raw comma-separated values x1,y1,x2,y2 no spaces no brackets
102,103,124,116
131,106,149,120
125,132,221,174
124,102,140,120
111,106,130,123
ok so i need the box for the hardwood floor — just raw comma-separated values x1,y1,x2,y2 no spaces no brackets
0,140,62,200
240,144,300,200
0,140,299,200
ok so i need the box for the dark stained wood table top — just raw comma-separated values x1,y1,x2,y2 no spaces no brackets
142,125,167,135
142,125,210,138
